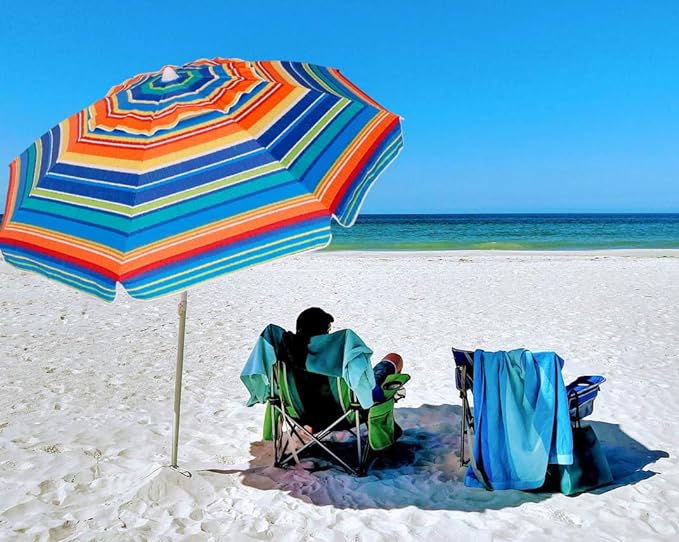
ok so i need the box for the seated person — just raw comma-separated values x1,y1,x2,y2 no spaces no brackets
241,307,409,456
279,307,405,406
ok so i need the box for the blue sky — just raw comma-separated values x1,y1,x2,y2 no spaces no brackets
1,1,677,213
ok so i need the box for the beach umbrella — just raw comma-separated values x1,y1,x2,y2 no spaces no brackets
0,57,403,468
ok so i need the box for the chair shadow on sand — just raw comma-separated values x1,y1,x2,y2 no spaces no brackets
203,404,668,512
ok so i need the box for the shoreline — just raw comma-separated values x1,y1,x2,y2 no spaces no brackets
315,248,679,258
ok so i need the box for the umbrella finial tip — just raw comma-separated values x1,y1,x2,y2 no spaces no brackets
161,66,179,82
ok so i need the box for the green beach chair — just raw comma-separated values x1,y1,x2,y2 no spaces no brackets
264,340,410,476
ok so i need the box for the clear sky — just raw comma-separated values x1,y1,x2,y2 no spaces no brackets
1,1,678,213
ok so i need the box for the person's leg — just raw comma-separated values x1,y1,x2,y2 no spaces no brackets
372,353,405,443
372,353,404,402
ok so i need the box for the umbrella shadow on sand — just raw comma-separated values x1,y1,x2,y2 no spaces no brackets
205,404,667,511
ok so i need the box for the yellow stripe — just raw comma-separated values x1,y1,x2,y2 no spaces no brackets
61,126,255,174
31,137,43,191
244,87,308,137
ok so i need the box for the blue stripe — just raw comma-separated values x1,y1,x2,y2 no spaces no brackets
10,207,131,250
257,91,322,147
268,94,340,160
39,145,281,205
295,105,377,191
0,248,116,301
282,62,330,94
46,139,262,188
308,64,364,103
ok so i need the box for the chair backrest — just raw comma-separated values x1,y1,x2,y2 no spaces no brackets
565,375,606,421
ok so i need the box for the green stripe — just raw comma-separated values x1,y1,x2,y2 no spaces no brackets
286,102,362,177
304,65,341,96
146,70,198,93
281,99,355,170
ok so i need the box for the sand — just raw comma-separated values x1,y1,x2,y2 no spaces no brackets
1,250,678,541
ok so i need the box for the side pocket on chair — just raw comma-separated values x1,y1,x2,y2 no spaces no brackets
263,401,279,441
368,399,396,451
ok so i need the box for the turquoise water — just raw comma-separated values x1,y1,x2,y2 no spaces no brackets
328,214,679,251
3,212,677,251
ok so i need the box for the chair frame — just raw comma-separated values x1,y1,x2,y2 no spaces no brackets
452,348,475,466
267,359,371,476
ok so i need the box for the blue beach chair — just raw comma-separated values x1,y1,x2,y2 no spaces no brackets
452,347,606,466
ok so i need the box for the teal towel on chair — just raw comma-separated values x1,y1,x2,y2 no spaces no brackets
465,349,574,490
306,329,376,408
240,325,377,409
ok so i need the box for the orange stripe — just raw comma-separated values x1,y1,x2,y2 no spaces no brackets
64,112,246,162
232,84,299,130
1,159,20,229
318,113,396,208
0,227,120,272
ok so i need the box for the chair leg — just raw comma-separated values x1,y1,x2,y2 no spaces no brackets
459,393,473,467
271,403,280,467
460,407,466,466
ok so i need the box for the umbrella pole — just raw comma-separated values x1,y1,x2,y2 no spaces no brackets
171,290,188,468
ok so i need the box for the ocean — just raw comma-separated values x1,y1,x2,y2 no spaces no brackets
328,214,679,251
2,213,678,251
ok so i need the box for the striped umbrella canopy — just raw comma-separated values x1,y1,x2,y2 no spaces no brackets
0,57,403,468
0,57,403,302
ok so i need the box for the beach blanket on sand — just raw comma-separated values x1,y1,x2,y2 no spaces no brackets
465,349,574,490
240,324,377,409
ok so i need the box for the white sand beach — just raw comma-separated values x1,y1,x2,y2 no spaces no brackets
1,250,678,541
